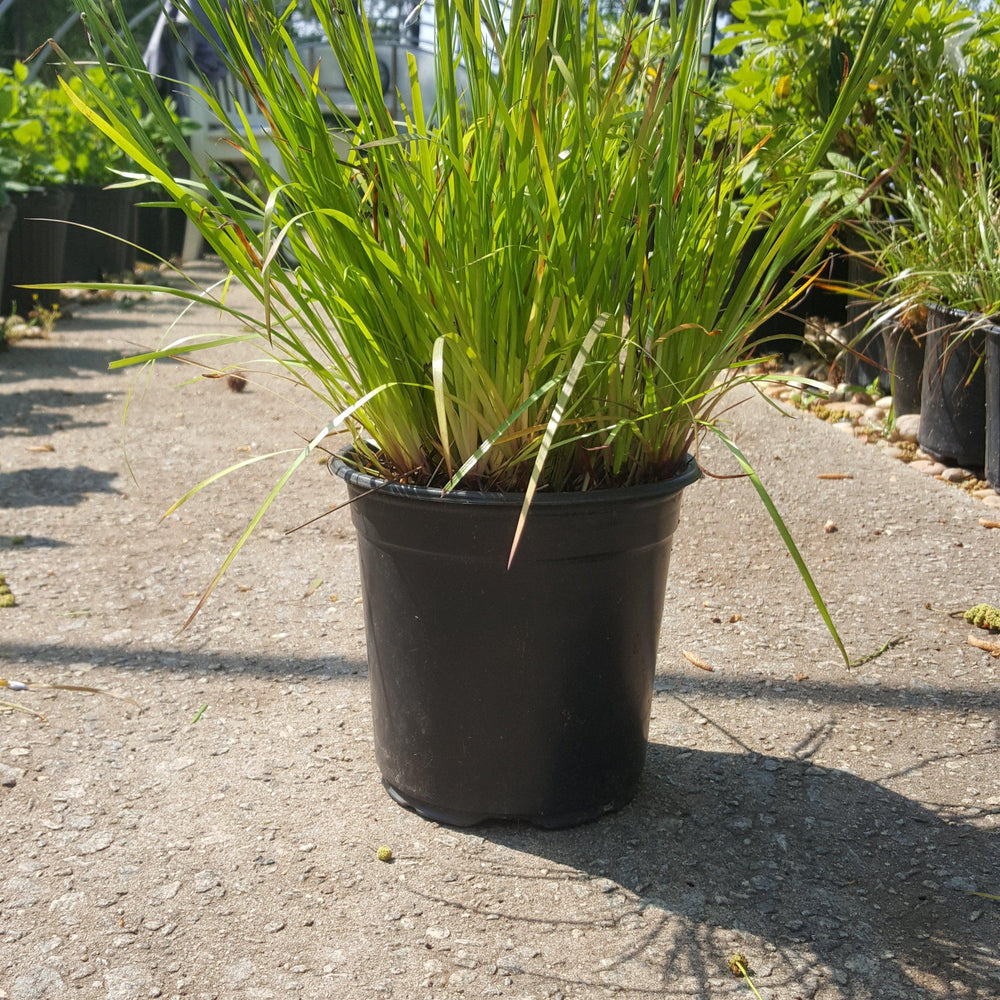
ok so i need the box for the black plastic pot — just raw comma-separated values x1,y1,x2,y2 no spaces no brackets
880,314,925,416
133,186,187,264
840,254,890,392
63,184,137,280
919,306,987,469
984,324,1000,491
1,186,74,315
0,200,16,302
842,299,888,390
332,451,701,828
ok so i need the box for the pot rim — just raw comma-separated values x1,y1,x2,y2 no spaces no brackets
330,447,701,507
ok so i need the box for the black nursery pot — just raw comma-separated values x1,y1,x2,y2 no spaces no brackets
332,451,701,828
0,201,16,303
985,323,1000,491
919,306,987,469
1,186,74,315
880,316,925,416
63,183,137,281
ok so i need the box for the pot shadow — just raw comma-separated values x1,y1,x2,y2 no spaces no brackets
0,343,125,384
0,640,369,681
0,534,69,548
0,466,119,509
1,387,119,438
470,744,998,998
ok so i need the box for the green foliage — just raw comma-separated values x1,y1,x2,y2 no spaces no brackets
713,0,978,212
0,61,147,188
866,55,1000,316
67,0,912,488
58,0,916,645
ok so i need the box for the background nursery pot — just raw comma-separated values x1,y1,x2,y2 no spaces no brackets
0,200,16,309
333,451,701,828
983,322,1000,491
919,306,987,469
63,182,137,280
880,308,925,416
1,185,73,315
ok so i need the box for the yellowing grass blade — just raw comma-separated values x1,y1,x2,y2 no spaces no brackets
508,313,607,569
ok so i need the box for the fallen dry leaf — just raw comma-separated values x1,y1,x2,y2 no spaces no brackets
26,444,55,453
817,473,853,480
978,519,1000,530
682,650,714,672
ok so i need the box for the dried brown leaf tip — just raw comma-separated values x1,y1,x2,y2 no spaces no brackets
682,651,714,672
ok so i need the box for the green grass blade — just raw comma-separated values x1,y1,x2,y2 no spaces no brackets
711,427,849,666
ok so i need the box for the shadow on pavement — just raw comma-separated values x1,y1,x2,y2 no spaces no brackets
1,387,118,438
0,534,69,548
0,466,119,508
0,642,369,681
395,744,997,998
0,343,124,383
656,670,1000,715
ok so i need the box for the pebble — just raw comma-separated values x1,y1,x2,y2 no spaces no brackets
891,413,921,443
194,871,221,893
874,396,893,410
77,831,114,855
863,407,885,424
939,467,973,483
909,459,947,477
883,447,909,462
159,881,181,900
12,968,65,999
981,495,1000,510
264,920,285,933
0,763,25,787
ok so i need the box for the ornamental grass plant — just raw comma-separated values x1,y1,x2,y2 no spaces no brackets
58,0,915,639
869,69,1000,323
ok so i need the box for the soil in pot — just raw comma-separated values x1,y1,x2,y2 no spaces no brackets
333,451,701,828
1,186,74,316
919,306,987,470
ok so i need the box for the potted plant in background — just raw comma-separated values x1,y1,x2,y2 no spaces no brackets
0,62,73,313
60,0,912,827
867,60,1000,474
712,0,977,382
0,61,76,316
